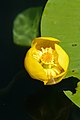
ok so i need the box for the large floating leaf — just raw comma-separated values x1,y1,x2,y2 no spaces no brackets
41,0,80,79
41,0,80,107
64,82,80,108
13,6,42,46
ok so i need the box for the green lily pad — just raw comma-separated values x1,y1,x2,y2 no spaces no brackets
64,82,80,108
41,0,80,107
41,0,80,79
13,6,42,46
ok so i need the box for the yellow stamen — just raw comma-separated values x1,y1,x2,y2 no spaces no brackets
33,47,64,80
41,52,53,64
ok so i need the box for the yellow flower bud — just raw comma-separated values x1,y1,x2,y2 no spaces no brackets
24,37,69,85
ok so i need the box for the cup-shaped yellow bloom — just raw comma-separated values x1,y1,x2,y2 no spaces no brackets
24,37,69,85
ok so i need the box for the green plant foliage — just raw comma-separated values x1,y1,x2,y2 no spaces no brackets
41,0,80,107
13,6,42,46
41,0,80,79
64,82,80,108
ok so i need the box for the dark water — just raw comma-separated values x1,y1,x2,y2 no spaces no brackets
0,0,80,120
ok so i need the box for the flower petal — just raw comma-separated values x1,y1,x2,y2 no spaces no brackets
47,44,69,85
32,37,60,45
55,44,69,71
46,72,67,85
31,37,60,50
24,47,48,82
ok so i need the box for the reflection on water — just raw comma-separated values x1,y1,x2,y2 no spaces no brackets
24,86,72,120
0,70,79,120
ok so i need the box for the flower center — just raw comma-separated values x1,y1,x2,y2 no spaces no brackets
41,52,53,64
33,47,64,81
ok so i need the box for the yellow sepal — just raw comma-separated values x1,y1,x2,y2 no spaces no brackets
24,47,48,82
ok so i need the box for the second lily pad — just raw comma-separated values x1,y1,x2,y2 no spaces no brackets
13,6,43,46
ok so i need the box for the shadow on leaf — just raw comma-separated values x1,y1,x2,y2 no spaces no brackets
54,77,80,94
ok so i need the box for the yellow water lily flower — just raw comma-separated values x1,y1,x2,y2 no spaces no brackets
24,37,69,85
